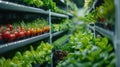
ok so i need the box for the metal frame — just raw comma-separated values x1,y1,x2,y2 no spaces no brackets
0,1,48,14
87,24,96,37
51,12,68,18
52,31,66,37
48,10,53,67
0,1,68,18
0,33,49,54
114,0,120,67
95,26,114,40
49,10,52,45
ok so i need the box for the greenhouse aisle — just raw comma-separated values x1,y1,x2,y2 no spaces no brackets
0,0,118,67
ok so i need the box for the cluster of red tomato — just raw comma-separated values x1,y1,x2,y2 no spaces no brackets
0,23,50,44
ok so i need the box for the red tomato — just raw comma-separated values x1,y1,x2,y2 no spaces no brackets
43,26,50,33
30,28,34,36
0,36,2,41
14,31,19,39
0,33,3,40
18,31,25,38
2,31,10,40
8,34,16,42
6,28,10,31
23,30,26,36
26,30,31,37
7,24,12,31
36,28,41,35
0,33,2,36
39,29,43,35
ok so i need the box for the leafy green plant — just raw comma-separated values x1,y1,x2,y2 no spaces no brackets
97,0,115,24
52,19,71,32
42,0,67,14
22,0,43,7
84,0,94,12
81,0,115,24
21,0,67,14
52,23,68,32
56,25,115,67
53,35,69,49
0,42,53,67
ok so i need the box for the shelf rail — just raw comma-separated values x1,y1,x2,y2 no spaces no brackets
0,1,69,18
95,26,114,41
0,33,49,54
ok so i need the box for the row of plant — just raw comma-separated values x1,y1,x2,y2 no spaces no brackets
40,0,66,14
80,0,115,31
95,0,115,31
53,35,69,49
0,19,50,44
52,19,72,32
0,42,53,67
52,34,69,67
4,0,67,14
56,24,115,67
4,0,78,15
52,23,69,32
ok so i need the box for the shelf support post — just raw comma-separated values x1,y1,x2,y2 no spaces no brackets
114,0,120,67
49,10,52,45
49,9,53,67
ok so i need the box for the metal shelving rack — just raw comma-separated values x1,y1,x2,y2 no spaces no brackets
0,33,49,54
87,24,94,31
0,0,71,50
114,0,120,67
87,0,120,67
0,1,71,54
88,25,114,40
0,30,68,54
0,1,69,18
95,26,114,40
52,30,67,37
51,12,68,18
0,1,48,14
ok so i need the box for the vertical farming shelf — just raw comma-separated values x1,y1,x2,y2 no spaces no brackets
0,0,71,53
88,0,120,67
0,0,73,67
